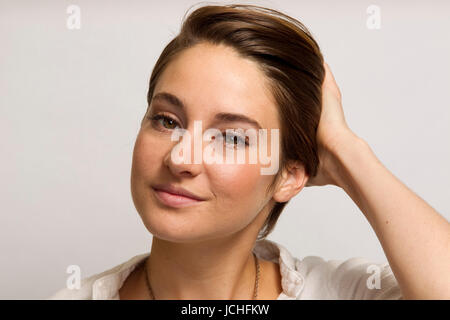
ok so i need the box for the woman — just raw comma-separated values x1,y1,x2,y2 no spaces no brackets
49,4,450,300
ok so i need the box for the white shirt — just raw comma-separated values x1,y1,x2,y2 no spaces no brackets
48,239,402,300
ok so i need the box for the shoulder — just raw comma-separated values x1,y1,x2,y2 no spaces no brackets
297,255,403,300
47,253,149,300
47,272,105,300
254,239,402,300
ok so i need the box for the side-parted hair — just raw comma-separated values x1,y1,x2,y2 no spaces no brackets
146,3,325,240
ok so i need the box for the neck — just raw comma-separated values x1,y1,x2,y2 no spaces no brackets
145,232,260,300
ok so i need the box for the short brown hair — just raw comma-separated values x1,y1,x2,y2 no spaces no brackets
146,4,325,240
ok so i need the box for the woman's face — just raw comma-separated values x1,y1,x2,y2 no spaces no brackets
131,42,283,243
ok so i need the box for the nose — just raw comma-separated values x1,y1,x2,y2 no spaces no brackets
163,130,203,178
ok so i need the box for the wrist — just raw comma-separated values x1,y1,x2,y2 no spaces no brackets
322,130,372,189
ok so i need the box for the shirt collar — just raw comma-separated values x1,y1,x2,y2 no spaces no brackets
253,239,305,299
92,239,305,300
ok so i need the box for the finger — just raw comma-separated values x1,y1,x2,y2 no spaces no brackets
323,62,342,100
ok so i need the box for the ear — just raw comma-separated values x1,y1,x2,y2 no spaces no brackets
272,161,309,203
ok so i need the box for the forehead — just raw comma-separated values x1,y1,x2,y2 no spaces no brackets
152,42,280,129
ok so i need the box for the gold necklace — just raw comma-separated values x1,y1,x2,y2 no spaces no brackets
143,252,260,299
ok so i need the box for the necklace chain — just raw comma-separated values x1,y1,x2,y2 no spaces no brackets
143,252,260,300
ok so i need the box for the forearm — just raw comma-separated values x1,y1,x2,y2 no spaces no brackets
327,132,450,299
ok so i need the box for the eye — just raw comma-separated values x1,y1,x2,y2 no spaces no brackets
149,114,181,131
222,132,249,148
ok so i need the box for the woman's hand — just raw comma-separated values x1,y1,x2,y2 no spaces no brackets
306,62,363,187
305,62,450,299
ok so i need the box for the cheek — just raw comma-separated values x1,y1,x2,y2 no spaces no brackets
131,131,164,206
132,132,161,179
209,161,271,206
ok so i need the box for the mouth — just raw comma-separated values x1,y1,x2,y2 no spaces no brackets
151,186,205,208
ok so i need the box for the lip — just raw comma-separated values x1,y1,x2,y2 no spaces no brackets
151,184,206,208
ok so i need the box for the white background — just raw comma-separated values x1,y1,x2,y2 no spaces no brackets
1,0,449,299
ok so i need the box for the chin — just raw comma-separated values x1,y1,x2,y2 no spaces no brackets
141,214,216,244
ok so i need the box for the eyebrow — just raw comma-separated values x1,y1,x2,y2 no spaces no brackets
151,92,262,130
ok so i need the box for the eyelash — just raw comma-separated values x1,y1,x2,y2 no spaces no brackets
148,114,249,147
